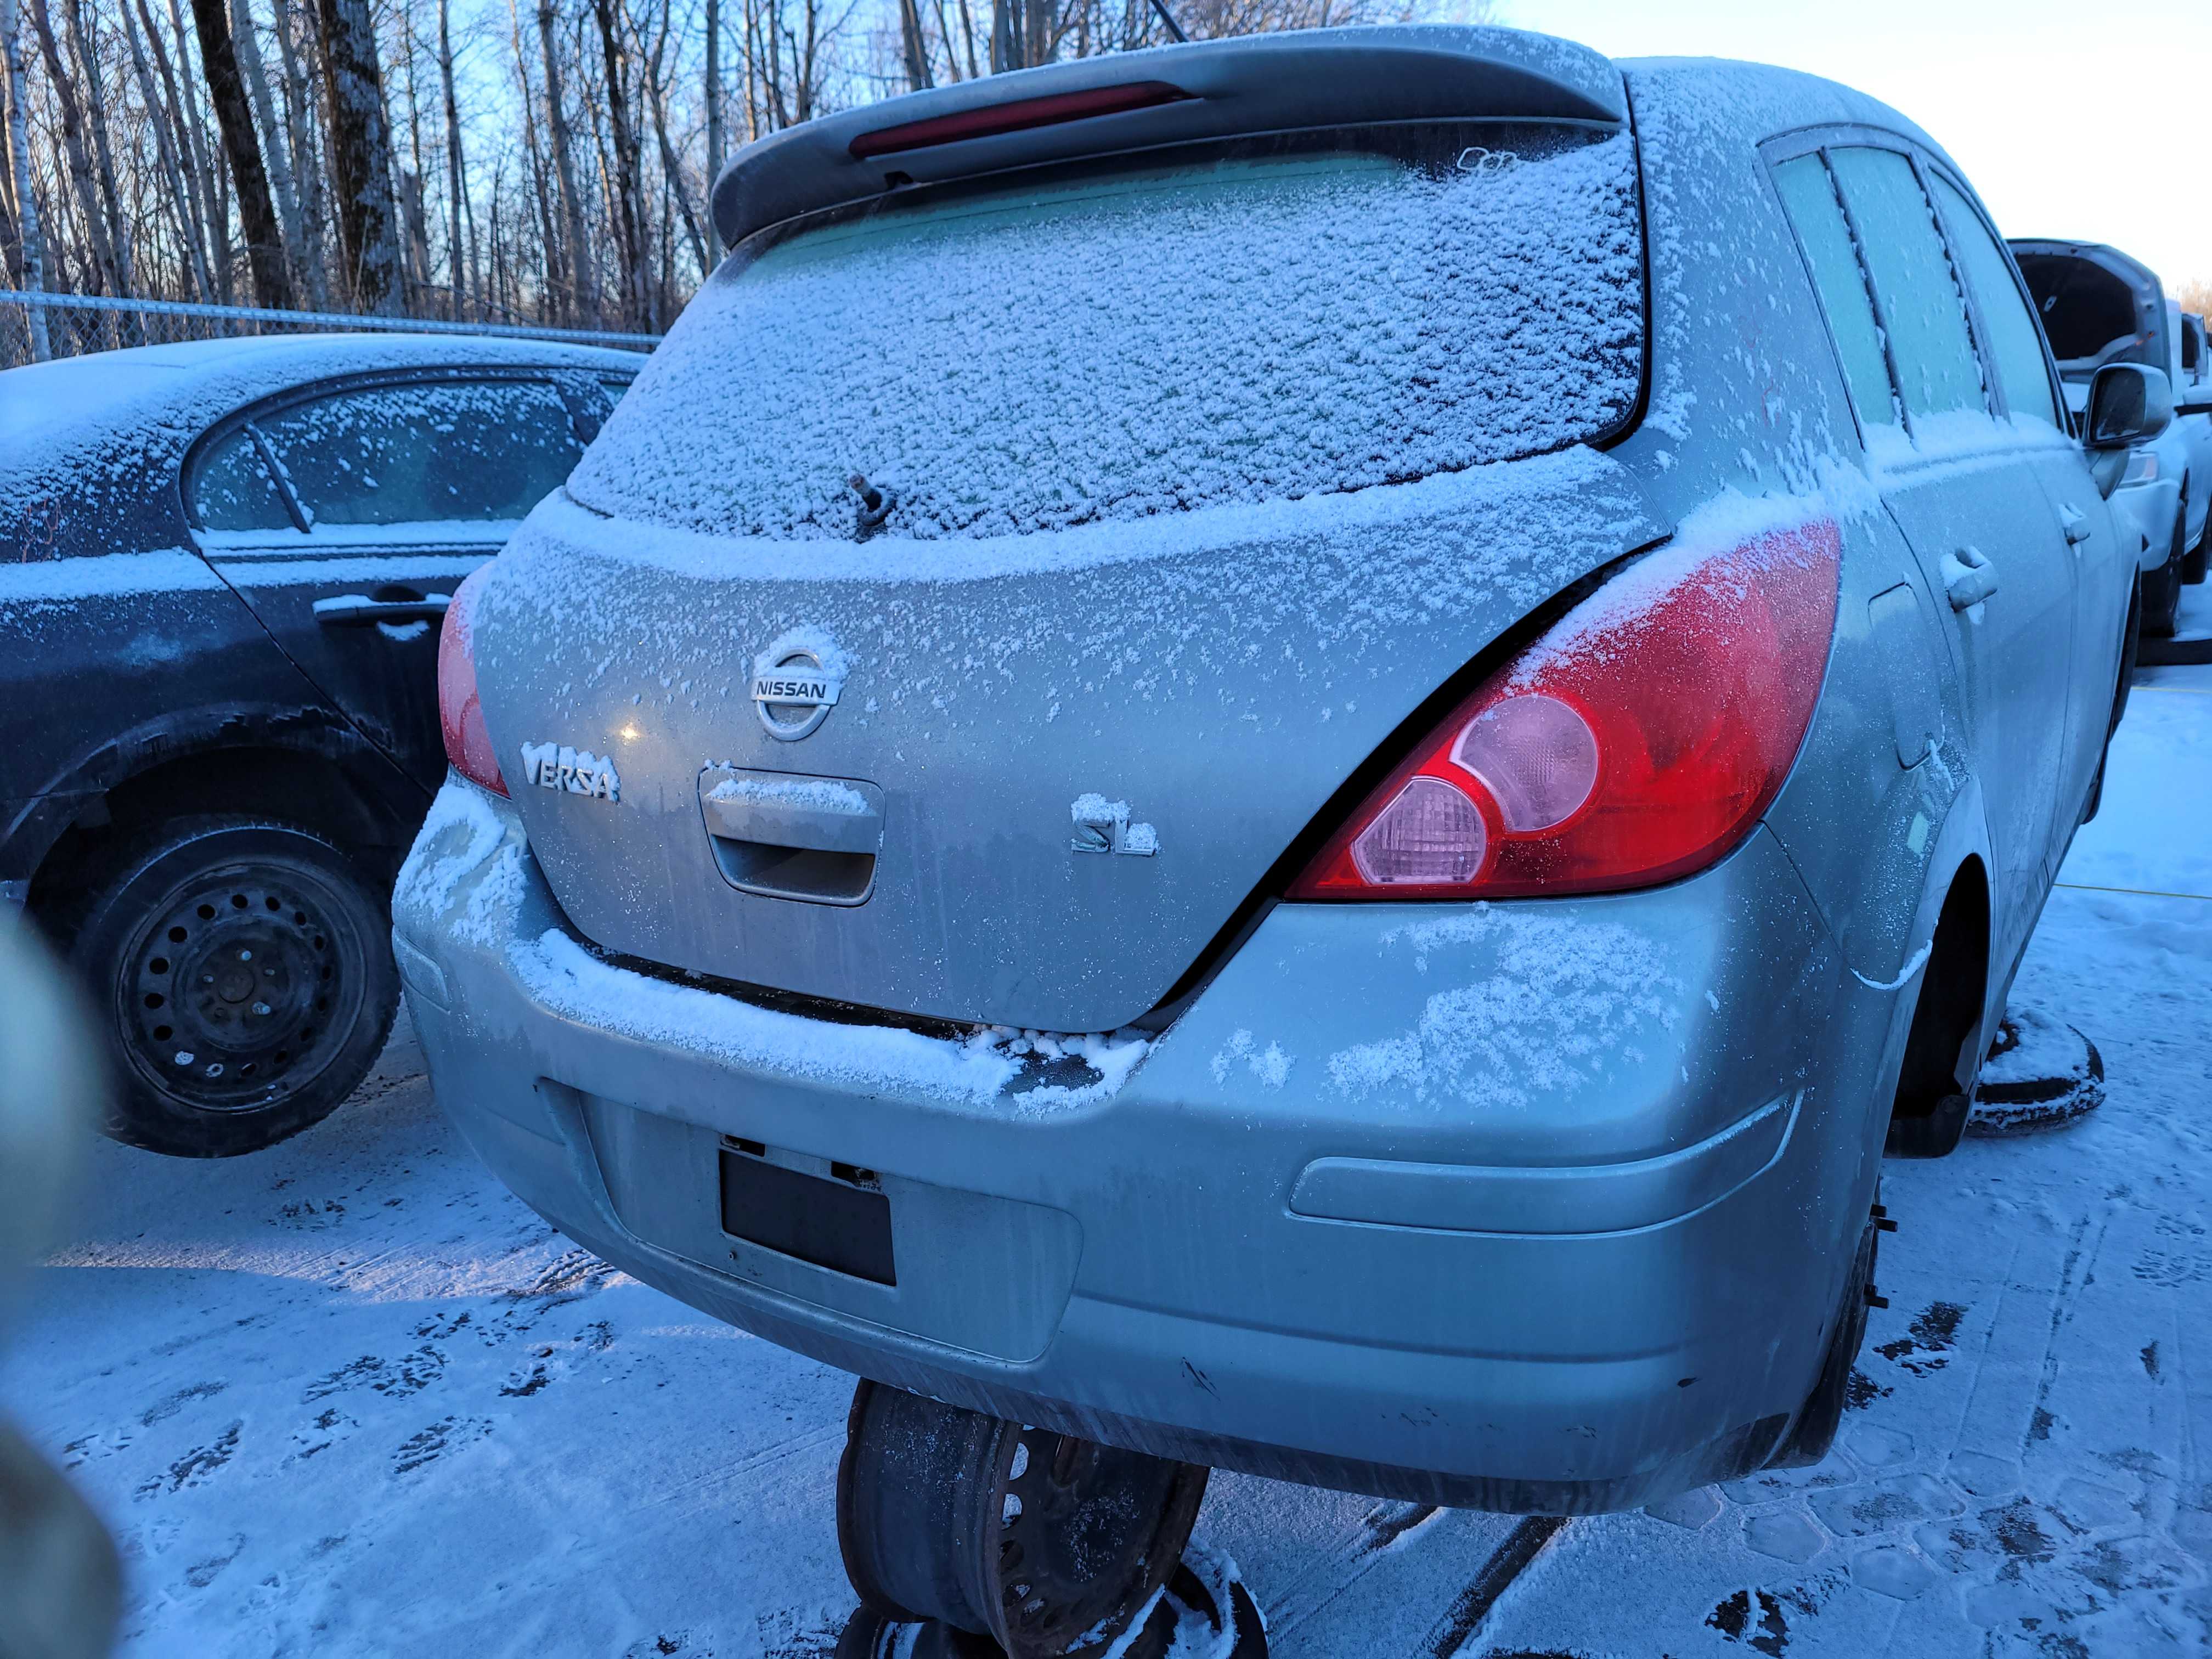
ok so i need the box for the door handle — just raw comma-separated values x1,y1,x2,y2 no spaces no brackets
1942,548,1999,612
2059,504,2092,545
312,592,452,628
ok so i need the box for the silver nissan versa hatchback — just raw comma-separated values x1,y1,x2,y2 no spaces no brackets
397,26,2163,1651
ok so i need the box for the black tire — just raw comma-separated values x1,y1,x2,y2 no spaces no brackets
65,816,397,1158
2183,494,2207,584
2141,514,2186,637
1769,1217,1877,1469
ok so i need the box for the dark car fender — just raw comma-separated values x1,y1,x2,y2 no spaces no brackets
2,699,427,905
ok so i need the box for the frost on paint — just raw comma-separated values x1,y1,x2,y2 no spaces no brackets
1327,906,1682,1111
572,131,1643,543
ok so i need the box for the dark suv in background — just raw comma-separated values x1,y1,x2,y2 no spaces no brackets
0,334,637,1156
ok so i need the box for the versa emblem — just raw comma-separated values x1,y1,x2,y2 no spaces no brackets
519,741,620,800
753,645,844,741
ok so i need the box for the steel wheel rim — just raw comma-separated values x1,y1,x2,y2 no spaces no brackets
115,856,367,1113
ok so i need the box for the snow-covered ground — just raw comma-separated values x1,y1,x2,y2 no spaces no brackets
7,660,2210,1659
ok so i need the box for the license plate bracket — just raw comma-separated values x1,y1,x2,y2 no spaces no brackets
719,1147,896,1285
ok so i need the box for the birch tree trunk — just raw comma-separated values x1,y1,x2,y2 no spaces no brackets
0,0,50,357
311,0,402,313
229,0,308,298
166,0,232,301
537,0,593,325
589,0,646,330
703,0,722,190
269,0,330,307
61,0,136,296
898,0,931,91
25,0,121,295
437,0,465,320
188,0,293,307
121,0,214,299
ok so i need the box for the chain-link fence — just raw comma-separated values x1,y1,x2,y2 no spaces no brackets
1,290,659,370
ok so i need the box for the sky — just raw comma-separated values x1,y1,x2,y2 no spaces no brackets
1504,0,2212,296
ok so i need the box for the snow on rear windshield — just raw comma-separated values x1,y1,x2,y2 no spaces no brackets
571,128,1644,543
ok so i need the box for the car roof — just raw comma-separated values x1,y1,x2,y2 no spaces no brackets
0,332,644,558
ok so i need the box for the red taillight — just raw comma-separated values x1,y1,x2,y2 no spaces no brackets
1290,516,1841,901
438,565,509,797
848,82,1193,160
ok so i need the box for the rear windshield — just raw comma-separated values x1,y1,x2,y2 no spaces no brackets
571,124,1645,543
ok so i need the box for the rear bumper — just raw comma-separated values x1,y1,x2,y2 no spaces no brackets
396,778,1909,1512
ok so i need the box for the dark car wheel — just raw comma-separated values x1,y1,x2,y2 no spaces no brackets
68,817,398,1158
2141,514,2187,637
2182,493,2207,584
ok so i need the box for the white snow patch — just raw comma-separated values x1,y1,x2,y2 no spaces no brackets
751,623,849,682
0,547,224,607
1505,480,1861,689
392,781,512,922
1327,906,1683,1110
510,934,1153,1113
704,775,870,816
1210,1029,1293,1088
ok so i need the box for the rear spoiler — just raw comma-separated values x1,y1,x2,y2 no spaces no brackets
710,25,1627,250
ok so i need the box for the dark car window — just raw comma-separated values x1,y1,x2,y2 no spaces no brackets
1828,148,1988,422
1772,154,1899,433
255,378,585,527
192,427,296,532
1928,176,2062,430
2184,315,2204,379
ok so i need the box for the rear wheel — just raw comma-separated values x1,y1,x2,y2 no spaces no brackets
837,1380,1209,1659
1769,1214,1879,1469
66,817,397,1158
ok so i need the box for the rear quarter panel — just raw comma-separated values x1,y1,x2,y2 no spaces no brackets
0,549,345,882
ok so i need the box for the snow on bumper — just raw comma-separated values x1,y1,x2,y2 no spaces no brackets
393,778,1907,1510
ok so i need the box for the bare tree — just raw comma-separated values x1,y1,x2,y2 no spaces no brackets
229,0,310,296
0,0,51,357
437,0,466,318
25,0,124,294
537,0,592,324
311,0,400,311
189,0,294,305
589,0,648,328
120,0,215,298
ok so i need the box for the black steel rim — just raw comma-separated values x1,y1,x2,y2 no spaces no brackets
116,857,366,1113
838,1381,1208,1659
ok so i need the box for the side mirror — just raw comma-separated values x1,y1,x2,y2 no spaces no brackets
2085,363,2174,448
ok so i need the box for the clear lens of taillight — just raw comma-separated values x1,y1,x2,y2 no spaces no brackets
1290,515,1841,900
438,565,509,797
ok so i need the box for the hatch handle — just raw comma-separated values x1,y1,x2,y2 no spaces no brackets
701,769,884,855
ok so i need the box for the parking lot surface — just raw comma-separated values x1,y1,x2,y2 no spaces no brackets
9,654,2210,1659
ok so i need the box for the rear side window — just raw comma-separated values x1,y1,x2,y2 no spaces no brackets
2184,317,2204,379
1772,155,1899,432
1827,148,1987,420
256,379,585,527
1928,176,2061,429
572,126,1646,542
192,428,295,532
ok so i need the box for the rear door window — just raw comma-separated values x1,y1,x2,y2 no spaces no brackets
1927,176,2061,430
256,378,585,527
1827,148,1988,421
1772,154,1899,433
191,427,296,532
